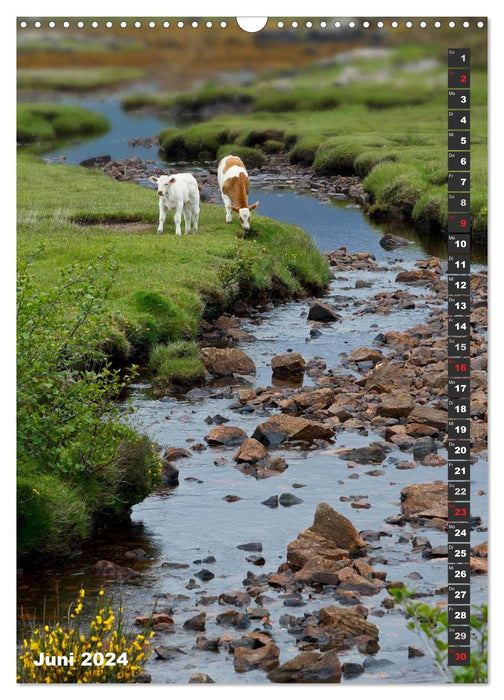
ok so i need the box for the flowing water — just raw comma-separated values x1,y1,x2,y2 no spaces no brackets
18,94,488,684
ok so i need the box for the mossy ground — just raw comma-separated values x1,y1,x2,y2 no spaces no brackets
17,103,110,144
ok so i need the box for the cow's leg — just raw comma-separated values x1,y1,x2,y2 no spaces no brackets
192,201,200,233
157,198,166,234
183,203,191,235
173,201,183,236
222,193,233,223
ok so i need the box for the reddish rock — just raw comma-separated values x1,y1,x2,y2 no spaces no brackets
293,388,335,410
234,437,268,464
271,352,307,377
136,613,174,628
90,560,137,580
395,269,438,284
200,347,256,377
318,606,379,640
408,404,448,430
252,414,334,446
268,649,342,683
233,642,280,672
470,557,488,575
400,483,448,520
348,347,383,364
205,425,247,446
163,446,192,461
357,635,380,654
473,541,488,558
377,393,414,418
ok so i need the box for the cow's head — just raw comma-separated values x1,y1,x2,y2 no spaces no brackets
150,175,176,196
232,202,259,230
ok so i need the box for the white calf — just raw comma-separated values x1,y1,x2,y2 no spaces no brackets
149,173,200,235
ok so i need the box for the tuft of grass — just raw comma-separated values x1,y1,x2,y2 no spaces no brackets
216,144,265,169
17,103,109,144
149,341,205,394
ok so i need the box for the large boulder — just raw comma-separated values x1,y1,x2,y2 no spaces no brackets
348,347,383,364
252,415,334,446
200,347,256,377
408,404,448,430
268,649,342,683
271,352,306,377
395,269,438,284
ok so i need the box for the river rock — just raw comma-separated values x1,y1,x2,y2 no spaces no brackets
361,362,414,393
252,414,335,446
218,591,251,607
337,442,388,464
408,404,448,430
80,154,112,168
395,269,439,284
91,560,138,580
161,461,179,487
183,612,206,631
234,437,268,463
308,301,340,323
216,609,250,629
318,606,379,639
234,642,280,672
271,352,306,377
189,673,214,683
379,233,410,250
412,436,437,460
279,492,303,507
163,446,192,461
377,393,414,418
400,483,448,520
136,613,174,628
200,347,256,377
348,347,383,364
205,425,247,446
292,388,334,410
268,649,342,683
473,541,487,558
408,646,426,658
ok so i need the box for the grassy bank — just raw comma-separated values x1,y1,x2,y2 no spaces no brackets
17,103,110,144
17,154,329,557
18,67,144,92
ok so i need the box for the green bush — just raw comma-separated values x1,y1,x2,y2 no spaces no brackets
216,144,265,169
17,254,160,559
353,150,398,177
263,139,285,154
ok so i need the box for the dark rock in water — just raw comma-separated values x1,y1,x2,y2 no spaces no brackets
271,352,307,377
342,662,365,677
247,606,270,619
189,673,215,683
204,414,229,425
380,233,411,250
292,483,307,489
161,462,179,487
202,555,216,563
183,611,206,631
279,492,303,507
195,569,214,582
408,645,426,658
90,560,137,580
363,657,394,670
124,548,149,562
308,301,341,323
216,609,250,629
163,446,192,461
268,649,342,683
338,442,388,464
412,436,438,460
253,414,334,446
262,495,279,508
196,635,220,651
283,597,306,607
80,154,111,168
357,635,380,654
132,672,151,683
218,591,251,607
223,494,242,502
154,645,186,660
411,536,432,552
237,542,263,552
246,554,265,566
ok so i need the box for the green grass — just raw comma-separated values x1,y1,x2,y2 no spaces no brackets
17,153,330,371
17,103,110,144
17,67,144,91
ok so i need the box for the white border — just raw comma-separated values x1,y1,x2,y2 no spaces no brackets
5,1,502,697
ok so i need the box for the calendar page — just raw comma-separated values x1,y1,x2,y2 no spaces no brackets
16,15,488,685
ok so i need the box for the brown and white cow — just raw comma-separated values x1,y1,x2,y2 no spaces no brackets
217,155,259,232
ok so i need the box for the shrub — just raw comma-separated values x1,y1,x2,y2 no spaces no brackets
18,589,153,683
263,139,285,154
17,254,160,558
216,144,265,169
